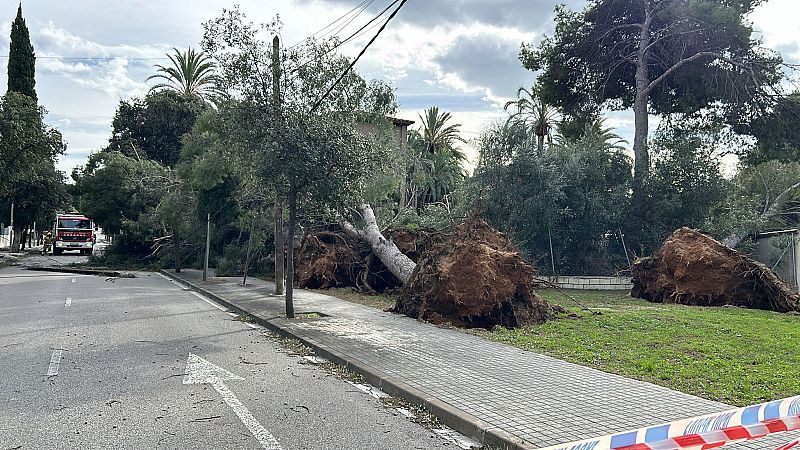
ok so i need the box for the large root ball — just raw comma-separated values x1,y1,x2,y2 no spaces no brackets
631,227,800,312
393,219,551,329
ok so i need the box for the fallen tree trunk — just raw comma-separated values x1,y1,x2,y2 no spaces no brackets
341,203,416,285
722,179,800,249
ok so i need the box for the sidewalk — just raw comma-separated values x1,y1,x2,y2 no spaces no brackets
162,269,797,450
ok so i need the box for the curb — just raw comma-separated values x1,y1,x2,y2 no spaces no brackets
158,269,536,450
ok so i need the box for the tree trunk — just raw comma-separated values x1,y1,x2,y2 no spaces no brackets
722,179,800,248
173,231,181,273
284,180,297,319
274,201,285,295
10,225,22,252
342,203,416,285
628,1,654,243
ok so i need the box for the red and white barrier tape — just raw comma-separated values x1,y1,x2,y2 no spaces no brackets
537,395,800,450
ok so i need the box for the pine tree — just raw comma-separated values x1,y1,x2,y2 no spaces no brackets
7,4,37,101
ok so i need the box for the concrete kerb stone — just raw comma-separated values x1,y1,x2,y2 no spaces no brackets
157,269,533,450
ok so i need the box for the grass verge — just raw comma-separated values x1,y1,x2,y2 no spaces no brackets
481,289,800,406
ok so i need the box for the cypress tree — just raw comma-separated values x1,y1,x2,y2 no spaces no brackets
7,3,37,101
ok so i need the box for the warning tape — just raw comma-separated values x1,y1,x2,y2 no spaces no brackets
537,395,800,450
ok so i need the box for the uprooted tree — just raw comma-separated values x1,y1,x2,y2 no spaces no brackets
340,204,552,329
632,227,800,312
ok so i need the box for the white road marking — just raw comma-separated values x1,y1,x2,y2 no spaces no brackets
47,347,63,376
156,273,230,312
244,322,260,329
64,297,72,307
189,291,228,312
71,278,75,283
157,272,176,283
183,353,282,450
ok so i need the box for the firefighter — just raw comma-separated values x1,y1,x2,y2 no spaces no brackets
42,230,53,255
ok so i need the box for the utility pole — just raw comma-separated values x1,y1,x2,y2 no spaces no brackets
203,213,211,281
272,35,285,297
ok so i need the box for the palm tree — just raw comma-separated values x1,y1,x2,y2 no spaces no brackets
405,107,467,210
147,47,224,102
504,85,560,153
557,117,628,151
418,107,465,154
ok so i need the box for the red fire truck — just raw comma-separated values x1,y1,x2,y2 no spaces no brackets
52,213,95,255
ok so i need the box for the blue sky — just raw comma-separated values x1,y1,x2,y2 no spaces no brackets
1,0,798,175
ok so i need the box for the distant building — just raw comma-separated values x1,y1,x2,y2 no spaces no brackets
356,116,414,153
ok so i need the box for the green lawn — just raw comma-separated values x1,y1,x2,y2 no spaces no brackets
481,290,800,406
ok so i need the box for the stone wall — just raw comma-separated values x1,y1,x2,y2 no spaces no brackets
539,276,632,291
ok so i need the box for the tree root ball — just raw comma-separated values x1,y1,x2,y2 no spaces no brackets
631,227,800,312
295,227,434,293
393,219,551,329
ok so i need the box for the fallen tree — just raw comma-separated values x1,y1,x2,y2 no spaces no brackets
632,227,800,312
295,225,433,293
341,204,417,284
338,204,552,328
392,218,552,329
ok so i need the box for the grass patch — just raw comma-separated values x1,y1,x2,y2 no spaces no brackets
310,288,397,310
480,289,800,406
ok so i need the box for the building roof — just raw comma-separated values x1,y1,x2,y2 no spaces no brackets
390,116,414,126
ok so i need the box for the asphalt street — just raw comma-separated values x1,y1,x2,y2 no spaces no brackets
0,264,453,449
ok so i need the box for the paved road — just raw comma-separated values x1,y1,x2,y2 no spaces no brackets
0,267,454,449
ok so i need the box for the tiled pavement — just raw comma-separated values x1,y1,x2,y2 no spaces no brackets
163,270,798,449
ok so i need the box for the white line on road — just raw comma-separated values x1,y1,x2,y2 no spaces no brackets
156,273,230,313
190,291,228,312
64,297,72,307
212,378,282,449
183,353,282,449
47,347,63,376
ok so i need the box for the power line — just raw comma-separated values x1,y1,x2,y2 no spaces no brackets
323,0,376,43
288,0,372,49
0,55,169,61
310,0,408,113
292,0,401,74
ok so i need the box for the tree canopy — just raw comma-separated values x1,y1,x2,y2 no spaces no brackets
147,47,225,102
0,93,65,197
107,90,208,167
7,4,36,101
522,0,785,243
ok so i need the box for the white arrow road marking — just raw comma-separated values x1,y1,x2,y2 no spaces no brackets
183,353,282,450
47,347,63,376
64,297,72,307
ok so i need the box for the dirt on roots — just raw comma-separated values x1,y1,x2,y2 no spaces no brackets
295,227,433,293
631,227,800,312
392,219,551,329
